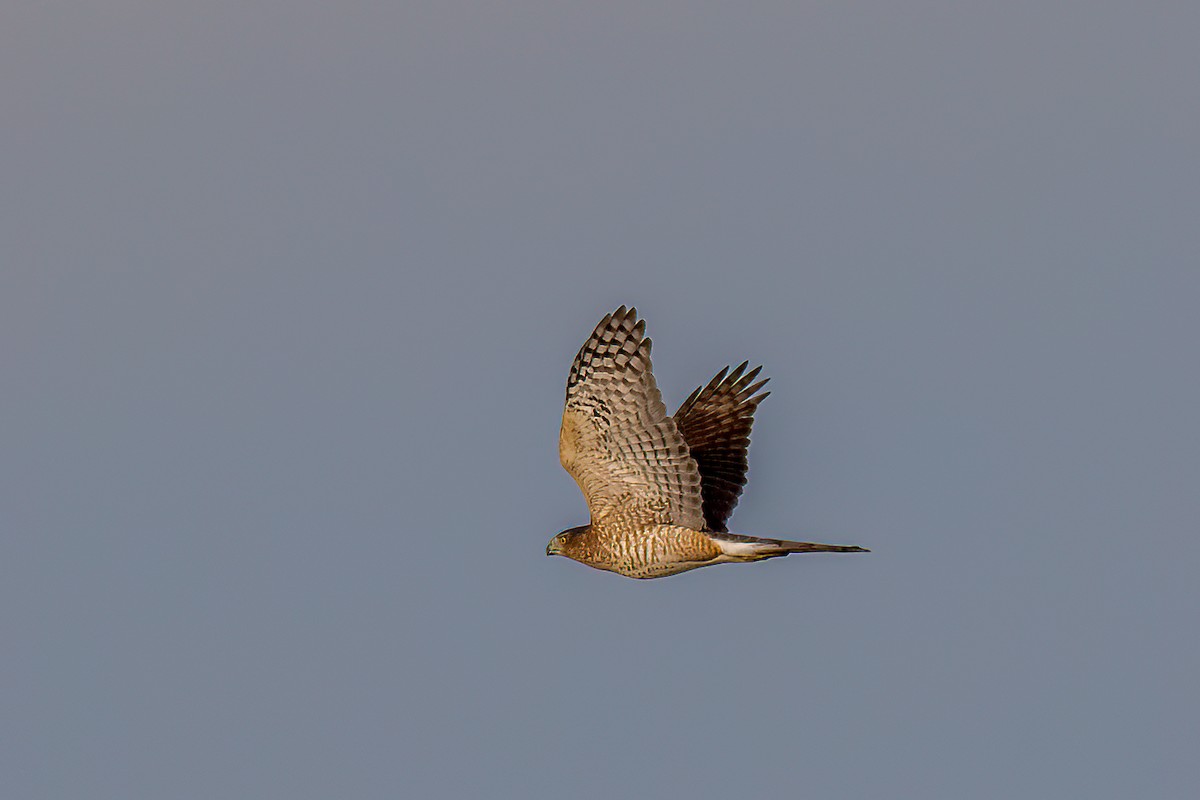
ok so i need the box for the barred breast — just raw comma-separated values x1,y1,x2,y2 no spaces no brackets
583,520,722,579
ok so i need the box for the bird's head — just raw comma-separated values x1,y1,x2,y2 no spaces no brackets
546,525,588,557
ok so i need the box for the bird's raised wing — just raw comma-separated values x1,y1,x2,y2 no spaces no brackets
673,362,769,532
559,306,705,529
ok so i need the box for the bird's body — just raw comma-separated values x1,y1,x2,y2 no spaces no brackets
548,305,867,579
556,519,719,579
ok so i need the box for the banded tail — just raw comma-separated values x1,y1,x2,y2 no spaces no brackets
710,532,869,562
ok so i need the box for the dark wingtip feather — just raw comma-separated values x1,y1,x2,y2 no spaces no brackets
740,378,771,403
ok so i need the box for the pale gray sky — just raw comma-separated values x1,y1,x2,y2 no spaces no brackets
4,2,1199,798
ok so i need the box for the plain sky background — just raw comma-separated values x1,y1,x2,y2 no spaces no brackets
4,2,1199,798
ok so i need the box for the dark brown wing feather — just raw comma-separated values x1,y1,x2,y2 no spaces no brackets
673,362,770,532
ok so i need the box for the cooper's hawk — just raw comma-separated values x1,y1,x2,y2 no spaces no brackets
548,305,868,579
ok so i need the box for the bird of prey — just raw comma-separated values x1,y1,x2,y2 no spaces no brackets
548,305,868,579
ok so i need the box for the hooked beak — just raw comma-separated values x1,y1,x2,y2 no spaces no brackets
546,541,561,557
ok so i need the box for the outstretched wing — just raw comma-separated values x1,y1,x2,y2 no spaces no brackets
673,362,770,532
559,306,705,529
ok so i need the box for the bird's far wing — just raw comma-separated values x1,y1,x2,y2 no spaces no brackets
673,362,770,532
559,306,705,530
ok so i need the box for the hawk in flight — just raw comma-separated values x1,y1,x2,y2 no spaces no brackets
548,305,868,579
